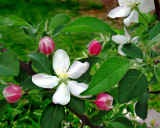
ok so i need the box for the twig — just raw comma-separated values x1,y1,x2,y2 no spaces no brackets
148,91,160,94
154,0,160,20
66,105,104,128
154,60,160,65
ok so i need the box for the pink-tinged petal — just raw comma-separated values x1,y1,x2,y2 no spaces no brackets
3,84,22,103
112,35,128,45
53,49,70,75
138,0,155,13
68,61,89,79
118,44,126,56
95,101,108,110
108,6,131,18
52,83,70,105
67,81,91,98
124,9,139,27
155,115,160,127
32,73,60,89
88,40,102,56
39,36,55,55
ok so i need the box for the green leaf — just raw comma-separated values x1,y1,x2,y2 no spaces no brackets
0,99,8,119
0,51,20,77
77,57,102,84
118,69,148,103
113,117,133,128
0,16,14,27
67,96,85,115
50,14,70,31
148,21,160,47
40,103,64,128
135,93,149,120
81,57,129,95
154,66,160,86
62,17,116,34
20,78,41,90
37,18,48,34
14,70,29,83
28,53,53,74
122,44,143,59
109,122,130,128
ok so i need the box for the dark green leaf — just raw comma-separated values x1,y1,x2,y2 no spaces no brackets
122,44,143,59
118,69,148,103
40,103,65,128
28,53,53,74
0,99,8,119
21,78,41,90
14,70,29,83
154,66,160,86
113,117,133,128
135,93,150,120
81,57,129,95
62,17,116,34
0,51,20,77
148,21,160,47
67,96,85,115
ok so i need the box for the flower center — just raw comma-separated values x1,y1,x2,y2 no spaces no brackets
150,119,156,126
126,0,137,7
106,100,111,106
56,69,69,80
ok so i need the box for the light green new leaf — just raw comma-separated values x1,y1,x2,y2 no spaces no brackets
154,66,160,86
28,53,53,74
40,103,64,128
118,69,148,103
62,17,116,34
0,51,20,77
81,57,130,95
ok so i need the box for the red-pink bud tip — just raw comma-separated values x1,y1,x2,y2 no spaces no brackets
3,83,22,103
88,40,102,56
95,93,113,111
39,36,55,55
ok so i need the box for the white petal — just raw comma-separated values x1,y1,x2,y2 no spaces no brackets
53,49,70,75
118,44,126,56
112,35,128,44
67,81,91,98
124,27,131,41
52,83,70,105
118,0,128,6
108,6,131,18
32,73,60,89
68,61,89,79
131,36,139,44
138,0,155,13
124,10,139,27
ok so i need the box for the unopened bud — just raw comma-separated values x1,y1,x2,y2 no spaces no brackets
3,83,22,103
39,36,55,55
95,93,113,111
88,40,102,56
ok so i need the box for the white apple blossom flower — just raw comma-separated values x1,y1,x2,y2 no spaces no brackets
32,49,91,105
108,0,155,26
112,27,139,56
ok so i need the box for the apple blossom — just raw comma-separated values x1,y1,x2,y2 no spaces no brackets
39,36,55,55
112,27,139,56
94,93,113,111
3,83,22,103
108,0,155,26
32,49,91,105
145,109,160,128
88,40,102,56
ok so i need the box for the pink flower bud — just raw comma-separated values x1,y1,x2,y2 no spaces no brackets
88,40,102,56
95,93,113,111
3,83,22,103
39,36,55,55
